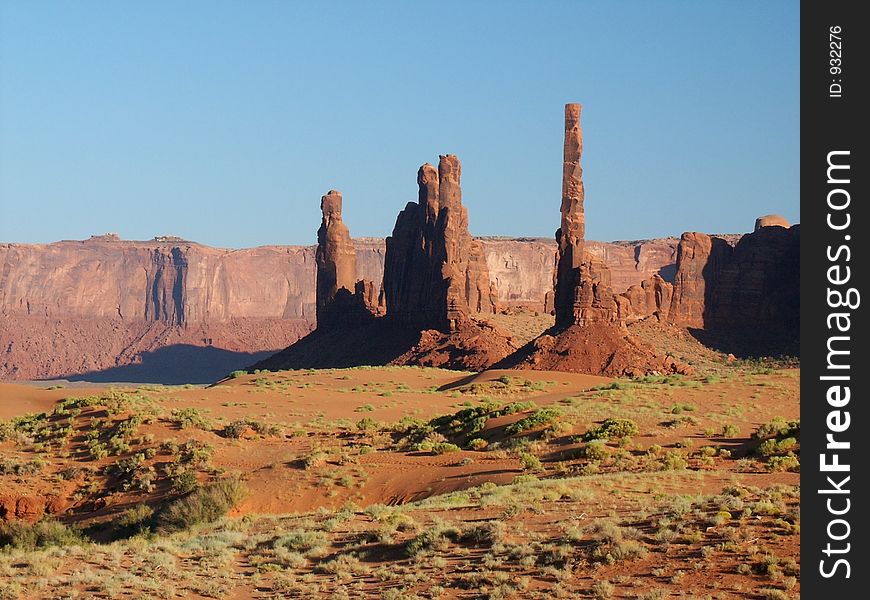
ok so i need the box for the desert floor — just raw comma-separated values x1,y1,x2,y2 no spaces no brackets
0,351,799,600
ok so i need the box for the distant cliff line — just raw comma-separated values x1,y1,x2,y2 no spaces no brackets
0,235,692,323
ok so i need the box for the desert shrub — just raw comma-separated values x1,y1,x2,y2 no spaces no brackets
430,442,461,455
753,417,800,440
505,408,561,436
461,520,505,546
468,438,488,451
721,423,741,438
497,401,537,416
171,408,212,430
157,478,247,531
519,452,542,471
113,503,156,537
303,449,328,470
767,454,800,472
177,440,214,467
406,520,461,557
578,440,609,460
228,370,248,379
584,521,647,565
0,519,86,550
429,402,498,437
0,457,48,476
658,451,688,471
170,469,200,494
250,420,281,436
591,580,615,599
356,417,379,432
758,437,797,457
582,418,639,442
274,530,328,554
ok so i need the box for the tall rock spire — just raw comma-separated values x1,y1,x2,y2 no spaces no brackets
554,103,585,328
315,190,358,328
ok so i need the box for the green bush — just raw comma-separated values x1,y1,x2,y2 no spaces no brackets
0,520,86,550
505,408,561,436
228,370,248,379
519,452,541,471
274,530,328,553
0,457,47,476
721,423,741,438
753,417,800,440
582,418,639,442
758,437,797,457
767,454,800,472
468,438,488,451
171,408,212,430
430,442,461,455
578,440,609,461
222,420,250,438
157,478,247,531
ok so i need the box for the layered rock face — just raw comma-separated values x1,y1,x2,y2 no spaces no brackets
383,155,497,332
585,239,678,293
0,238,317,381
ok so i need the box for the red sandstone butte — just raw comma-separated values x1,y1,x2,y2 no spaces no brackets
383,155,497,332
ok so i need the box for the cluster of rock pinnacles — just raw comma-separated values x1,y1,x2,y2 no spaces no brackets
294,103,798,375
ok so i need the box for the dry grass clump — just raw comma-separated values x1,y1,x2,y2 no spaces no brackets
157,478,247,531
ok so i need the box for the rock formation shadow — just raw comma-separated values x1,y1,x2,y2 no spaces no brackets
253,322,423,371
64,344,275,384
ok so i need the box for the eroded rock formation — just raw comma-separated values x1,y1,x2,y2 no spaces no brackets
554,103,586,329
315,190,357,325
503,103,686,376
1,234,676,380
383,155,498,332
314,190,377,328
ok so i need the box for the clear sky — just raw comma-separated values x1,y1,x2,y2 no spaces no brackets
0,1,799,248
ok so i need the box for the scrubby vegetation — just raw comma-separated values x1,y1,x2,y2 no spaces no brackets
0,364,800,598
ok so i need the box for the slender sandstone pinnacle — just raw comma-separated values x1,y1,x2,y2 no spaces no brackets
554,103,585,328
315,190,358,328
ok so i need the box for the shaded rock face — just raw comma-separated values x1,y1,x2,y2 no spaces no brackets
705,224,800,335
666,232,734,328
574,254,622,326
618,222,800,354
384,155,497,332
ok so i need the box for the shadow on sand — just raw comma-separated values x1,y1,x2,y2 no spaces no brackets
64,344,277,385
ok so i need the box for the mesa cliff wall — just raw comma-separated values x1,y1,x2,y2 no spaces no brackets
1,229,758,381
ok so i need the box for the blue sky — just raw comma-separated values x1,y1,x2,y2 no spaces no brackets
0,1,799,247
